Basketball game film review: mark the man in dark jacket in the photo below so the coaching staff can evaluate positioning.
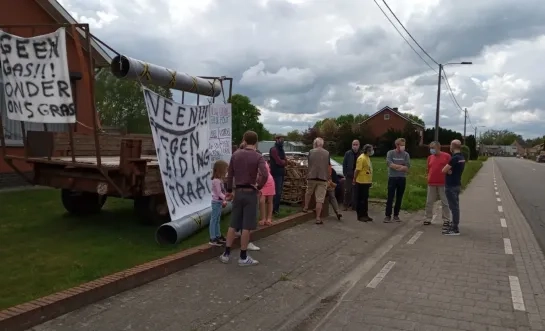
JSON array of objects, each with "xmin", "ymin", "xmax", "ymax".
[
  {"xmin": 342, "ymin": 139, "xmax": 361, "ymax": 210},
  {"xmin": 269, "ymin": 134, "xmax": 287, "ymax": 214}
]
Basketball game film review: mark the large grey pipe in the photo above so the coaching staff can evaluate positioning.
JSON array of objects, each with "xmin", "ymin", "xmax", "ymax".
[
  {"xmin": 110, "ymin": 55, "xmax": 222, "ymax": 97},
  {"xmin": 156, "ymin": 203, "xmax": 233, "ymax": 245}
]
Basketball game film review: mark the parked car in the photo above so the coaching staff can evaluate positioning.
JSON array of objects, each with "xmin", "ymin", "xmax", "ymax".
[
  {"xmin": 537, "ymin": 154, "xmax": 545, "ymax": 163},
  {"xmin": 262, "ymin": 151, "xmax": 346, "ymax": 205}
]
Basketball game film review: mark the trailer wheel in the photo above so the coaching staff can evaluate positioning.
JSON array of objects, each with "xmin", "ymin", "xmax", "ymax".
[
  {"xmin": 134, "ymin": 195, "xmax": 171, "ymax": 225},
  {"xmin": 61, "ymin": 189, "xmax": 107, "ymax": 215}
]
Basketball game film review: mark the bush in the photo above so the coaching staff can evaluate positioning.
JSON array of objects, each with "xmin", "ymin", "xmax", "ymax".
[
  {"xmin": 461, "ymin": 145, "xmax": 470, "ymax": 161},
  {"xmin": 462, "ymin": 160, "xmax": 483, "ymax": 189}
]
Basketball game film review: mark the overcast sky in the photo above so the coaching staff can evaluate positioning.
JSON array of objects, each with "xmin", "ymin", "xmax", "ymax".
[{"xmin": 59, "ymin": 0, "xmax": 545, "ymax": 138}]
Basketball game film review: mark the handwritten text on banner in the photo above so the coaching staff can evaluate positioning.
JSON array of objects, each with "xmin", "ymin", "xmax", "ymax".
[
  {"xmin": 209, "ymin": 103, "xmax": 232, "ymax": 163},
  {"xmin": 0, "ymin": 28, "xmax": 75, "ymax": 123},
  {"xmin": 142, "ymin": 88, "xmax": 211, "ymax": 220}
]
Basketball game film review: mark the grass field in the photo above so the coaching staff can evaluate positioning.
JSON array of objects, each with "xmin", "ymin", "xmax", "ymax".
[
  {"xmin": 332, "ymin": 156, "xmax": 484, "ymax": 211},
  {"xmin": 0, "ymin": 189, "xmax": 295, "ymax": 309}
]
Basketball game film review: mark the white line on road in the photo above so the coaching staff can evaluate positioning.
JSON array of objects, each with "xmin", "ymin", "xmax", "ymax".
[
  {"xmin": 504, "ymin": 238, "xmax": 513, "ymax": 254},
  {"xmin": 497, "ymin": 198, "xmax": 502, "ymax": 202},
  {"xmin": 498, "ymin": 206, "xmax": 504, "ymax": 213},
  {"xmin": 496, "ymin": 192, "xmax": 499, "ymax": 196},
  {"xmin": 366, "ymin": 261, "xmax": 396, "ymax": 288},
  {"xmin": 500, "ymin": 218, "xmax": 507, "ymax": 228},
  {"xmin": 509, "ymin": 276, "xmax": 526, "ymax": 311},
  {"xmin": 407, "ymin": 231, "xmax": 423, "ymax": 245}
]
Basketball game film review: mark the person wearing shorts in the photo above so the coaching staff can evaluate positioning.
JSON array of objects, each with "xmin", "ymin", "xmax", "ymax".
[
  {"xmin": 220, "ymin": 131, "xmax": 268, "ymax": 266},
  {"xmin": 302, "ymin": 137, "xmax": 330, "ymax": 224}
]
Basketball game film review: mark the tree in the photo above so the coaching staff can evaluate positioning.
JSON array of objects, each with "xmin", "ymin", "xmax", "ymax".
[
  {"xmin": 525, "ymin": 135, "xmax": 545, "ymax": 147},
  {"xmin": 229, "ymin": 94, "xmax": 271, "ymax": 143},
  {"xmin": 95, "ymin": 70, "xmax": 173, "ymax": 133},
  {"xmin": 321, "ymin": 118, "xmax": 338, "ymax": 141},
  {"xmin": 423, "ymin": 127, "xmax": 463, "ymax": 145},
  {"xmin": 402, "ymin": 113, "xmax": 425, "ymax": 127},
  {"xmin": 354, "ymin": 114, "xmax": 370, "ymax": 124},
  {"xmin": 480, "ymin": 129, "xmax": 520, "ymax": 145},
  {"xmin": 301, "ymin": 127, "xmax": 320, "ymax": 146},
  {"xmin": 465, "ymin": 135, "xmax": 478, "ymax": 160},
  {"xmin": 286, "ymin": 130, "xmax": 303, "ymax": 141}
]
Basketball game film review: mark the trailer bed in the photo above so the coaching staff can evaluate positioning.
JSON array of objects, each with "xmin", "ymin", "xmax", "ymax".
[{"xmin": 33, "ymin": 155, "xmax": 159, "ymax": 168}]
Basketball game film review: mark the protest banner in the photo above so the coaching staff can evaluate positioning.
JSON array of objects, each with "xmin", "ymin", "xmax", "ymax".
[
  {"xmin": 0, "ymin": 28, "xmax": 75, "ymax": 123},
  {"xmin": 209, "ymin": 103, "xmax": 232, "ymax": 163},
  {"xmin": 142, "ymin": 87, "xmax": 211, "ymax": 220}
]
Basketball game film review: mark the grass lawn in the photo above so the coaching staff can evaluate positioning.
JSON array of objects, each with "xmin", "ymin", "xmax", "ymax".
[
  {"xmin": 332, "ymin": 156, "xmax": 484, "ymax": 210},
  {"xmin": 0, "ymin": 189, "xmax": 296, "ymax": 309}
]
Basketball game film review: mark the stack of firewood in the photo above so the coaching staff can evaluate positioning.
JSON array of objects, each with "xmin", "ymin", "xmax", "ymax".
[{"xmin": 281, "ymin": 156, "xmax": 308, "ymax": 204}]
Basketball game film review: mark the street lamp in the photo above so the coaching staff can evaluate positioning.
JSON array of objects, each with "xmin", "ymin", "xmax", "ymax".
[{"xmin": 434, "ymin": 61, "xmax": 473, "ymax": 142}]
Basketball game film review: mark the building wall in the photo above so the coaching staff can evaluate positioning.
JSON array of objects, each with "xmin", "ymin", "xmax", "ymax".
[
  {"xmin": 0, "ymin": 0, "xmax": 97, "ymax": 185},
  {"xmin": 362, "ymin": 109, "xmax": 424, "ymax": 144}
]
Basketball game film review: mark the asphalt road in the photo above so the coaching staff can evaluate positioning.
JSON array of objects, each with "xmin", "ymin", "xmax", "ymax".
[{"xmin": 495, "ymin": 157, "xmax": 545, "ymax": 253}]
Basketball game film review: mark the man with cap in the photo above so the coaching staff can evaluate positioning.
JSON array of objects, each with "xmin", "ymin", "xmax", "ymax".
[{"xmin": 269, "ymin": 134, "xmax": 287, "ymax": 215}]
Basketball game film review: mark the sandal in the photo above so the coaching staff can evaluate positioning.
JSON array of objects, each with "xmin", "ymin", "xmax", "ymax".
[
  {"xmin": 264, "ymin": 220, "xmax": 273, "ymax": 226},
  {"xmin": 258, "ymin": 220, "xmax": 265, "ymax": 226},
  {"xmin": 302, "ymin": 209, "xmax": 309, "ymax": 213},
  {"xmin": 315, "ymin": 220, "xmax": 324, "ymax": 225}
]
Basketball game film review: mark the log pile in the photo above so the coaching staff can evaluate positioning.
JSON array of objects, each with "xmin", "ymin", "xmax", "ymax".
[{"xmin": 281, "ymin": 155, "xmax": 308, "ymax": 204}]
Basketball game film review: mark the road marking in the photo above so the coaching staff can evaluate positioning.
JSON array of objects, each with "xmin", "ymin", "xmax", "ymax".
[
  {"xmin": 407, "ymin": 231, "xmax": 423, "ymax": 245},
  {"xmin": 500, "ymin": 218, "xmax": 507, "ymax": 228},
  {"xmin": 509, "ymin": 276, "xmax": 526, "ymax": 311},
  {"xmin": 497, "ymin": 198, "xmax": 502, "ymax": 202},
  {"xmin": 367, "ymin": 261, "xmax": 396, "ymax": 288},
  {"xmin": 498, "ymin": 206, "xmax": 504, "ymax": 213},
  {"xmin": 496, "ymin": 192, "xmax": 499, "ymax": 196},
  {"xmin": 494, "ymin": 187, "xmax": 498, "ymax": 191},
  {"xmin": 504, "ymin": 238, "xmax": 513, "ymax": 254}
]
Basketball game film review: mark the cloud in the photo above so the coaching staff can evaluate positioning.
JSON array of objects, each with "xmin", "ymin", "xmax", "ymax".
[{"xmin": 59, "ymin": 0, "xmax": 545, "ymax": 138}]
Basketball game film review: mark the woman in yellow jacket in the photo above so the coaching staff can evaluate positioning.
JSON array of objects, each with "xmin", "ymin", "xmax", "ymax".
[{"xmin": 353, "ymin": 144, "xmax": 374, "ymax": 222}]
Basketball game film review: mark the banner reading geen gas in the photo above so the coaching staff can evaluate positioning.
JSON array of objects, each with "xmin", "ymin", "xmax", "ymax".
[
  {"xmin": 0, "ymin": 28, "xmax": 75, "ymax": 123},
  {"xmin": 142, "ymin": 87, "xmax": 212, "ymax": 220},
  {"xmin": 209, "ymin": 103, "xmax": 232, "ymax": 164}
]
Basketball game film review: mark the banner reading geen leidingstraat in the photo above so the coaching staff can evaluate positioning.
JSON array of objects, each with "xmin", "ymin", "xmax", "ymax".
[
  {"xmin": 209, "ymin": 103, "xmax": 232, "ymax": 164},
  {"xmin": 0, "ymin": 28, "xmax": 75, "ymax": 123},
  {"xmin": 142, "ymin": 87, "xmax": 212, "ymax": 220}
]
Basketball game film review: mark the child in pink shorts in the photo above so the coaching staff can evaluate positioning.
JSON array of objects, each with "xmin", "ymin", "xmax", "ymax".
[{"xmin": 258, "ymin": 161, "xmax": 276, "ymax": 226}]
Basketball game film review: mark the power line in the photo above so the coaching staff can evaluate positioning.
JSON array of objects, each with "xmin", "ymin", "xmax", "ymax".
[
  {"xmin": 381, "ymin": 0, "xmax": 439, "ymax": 66},
  {"xmin": 442, "ymin": 68, "xmax": 476, "ymax": 131},
  {"xmin": 372, "ymin": 0, "xmax": 437, "ymax": 73}
]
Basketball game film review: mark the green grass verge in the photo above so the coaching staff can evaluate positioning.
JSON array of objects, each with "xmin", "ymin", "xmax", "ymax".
[
  {"xmin": 0, "ymin": 189, "xmax": 296, "ymax": 309},
  {"xmin": 332, "ymin": 156, "xmax": 484, "ymax": 211}
]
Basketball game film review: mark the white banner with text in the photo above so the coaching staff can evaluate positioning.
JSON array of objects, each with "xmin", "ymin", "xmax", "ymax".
[
  {"xmin": 142, "ymin": 88, "xmax": 212, "ymax": 220},
  {"xmin": 209, "ymin": 103, "xmax": 232, "ymax": 163},
  {"xmin": 0, "ymin": 28, "xmax": 75, "ymax": 123}
]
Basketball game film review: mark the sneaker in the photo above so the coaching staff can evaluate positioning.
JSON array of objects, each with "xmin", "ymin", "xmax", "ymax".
[
  {"xmin": 247, "ymin": 242, "xmax": 260, "ymax": 251},
  {"xmin": 238, "ymin": 255, "xmax": 259, "ymax": 266},
  {"xmin": 384, "ymin": 216, "xmax": 393, "ymax": 223},
  {"xmin": 217, "ymin": 236, "xmax": 226, "ymax": 244},
  {"xmin": 366, "ymin": 216, "xmax": 374, "ymax": 222},
  {"xmin": 393, "ymin": 216, "xmax": 401, "ymax": 222},
  {"xmin": 443, "ymin": 228, "xmax": 460, "ymax": 236},
  {"xmin": 209, "ymin": 238, "xmax": 223, "ymax": 247},
  {"xmin": 219, "ymin": 253, "xmax": 230, "ymax": 263}
]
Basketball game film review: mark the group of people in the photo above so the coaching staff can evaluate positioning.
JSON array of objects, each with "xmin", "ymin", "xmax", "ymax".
[
  {"xmin": 342, "ymin": 138, "xmax": 465, "ymax": 235},
  {"xmin": 208, "ymin": 130, "xmax": 466, "ymax": 268}
]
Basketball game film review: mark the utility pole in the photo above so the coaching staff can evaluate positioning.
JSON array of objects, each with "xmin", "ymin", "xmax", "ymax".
[
  {"xmin": 463, "ymin": 108, "xmax": 467, "ymax": 145},
  {"xmin": 433, "ymin": 64, "xmax": 443, "ymax": 142}
]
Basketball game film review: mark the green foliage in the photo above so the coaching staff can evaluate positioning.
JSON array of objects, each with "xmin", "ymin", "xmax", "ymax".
[
  {"xmin": 465, "ymin": 135, "xmax": 478, "ymax": 160},
  {"xmin": 229, "ymin": 94, "xmax": 272, "ymax": 143},
  {"xmin": 461, "ymin": 145, "xmax": 470, "ymax": 161},
  {"xmin": 478, "ymin": 155, "xmax": 489, "ymax": 162},
  {"xmin": 423, "ymin": 127, "xmax": 463, "ymax": 145},
  {"xmin": 403, "ymin": 113, "xmax": 425, "ymax": 126},
  {"xmin": 286, "ymin": 130, "xmax": 303, "ymax": 141},
  {"xmin": 479, "ymin": 129, "xmax": 521, "ymax": 145},
  {"xmin": 95, "ymin": 70, "xmax": 173, "ymax": 134}
]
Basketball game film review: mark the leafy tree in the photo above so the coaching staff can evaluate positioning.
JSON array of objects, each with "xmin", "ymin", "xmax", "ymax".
[
  {"xmin": 423, "ymin": 127, "xmax": 463, "ymax": 145},
  {"xmin": 95, "ymin": 70, "xmax": 173, "ymax": 133},
  {"xmin": 286, "ymin": 129, "xmax": 303, "ymax": 142},
  {"xmin": 480, "ymin": 129, "xmax": 521, "ymax": 145},
  {"xmin": 402, "ymin": 113, "xmax": 425, "ymax": 127},
  {"xmin": 301, "ymin": 126, "xmax": 320, "ymax": 147},
  {"xmin": 354, "ymin": 114, "xmax": 370, "ymax": 124},
  {"xmin": 525, "ymin": 135, "xmax": 545, "ymax": 147},
  {"xmin": 465, "ymin": 135, "xmax": 478, "ymax": 160},
  {"xmin": 321, "ymin": 118, "xmax": 338, "ymax": 141},
  {"xmin": 461, "ymin": 145, "xmax": 470, "ymax": 161},
  {"xmin": 229, "ymin": 94, "xmax": 271, "ymax": 143}
]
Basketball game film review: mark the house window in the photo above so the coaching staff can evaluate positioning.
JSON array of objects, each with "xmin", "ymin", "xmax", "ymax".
[
  {"xmin": 384, "ymin": 114, "xmax": 390, "ymax": 120},
  {"xmin": 0, "ymin": 72, "xmax": 69, "ymax": 146}
]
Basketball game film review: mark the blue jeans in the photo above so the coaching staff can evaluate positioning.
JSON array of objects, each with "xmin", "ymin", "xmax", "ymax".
[
  {"xmin": 272, "ymin": 175, "xmax": 284, "ymax": 213},
  {"xmin": 445, "ymin": 186, "xmax": 461, "ymax": 230},
  {"xmin": 209, "ymin": 201, "xmax": 222, "ymax": 240},
  {"xmin": 385, "ymin": 177, "xmax": 406, "ymax": 217}
]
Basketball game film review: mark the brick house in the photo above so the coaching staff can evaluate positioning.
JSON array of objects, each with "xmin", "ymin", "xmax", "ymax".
[
  {"xmin": 0, "ymin": 0, "xmax": 110, "ymax": 187},
  {"xmin": 359, "ymin": 106, "xmax": 424, "ymax": 145}
]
